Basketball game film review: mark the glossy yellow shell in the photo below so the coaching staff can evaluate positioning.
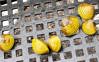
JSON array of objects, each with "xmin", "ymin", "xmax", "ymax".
[
  {"xmin": 78, "ymin": 3, "xmax": 95, "ymax": 20},
  {"xmin": 82, "ymin": 20, "xmax": 96, "ymax": 35},
  {"xmin": 0, "ymin": 34, "xmax": 14, "ymax": 52},
  {"xmin": 61, "ymin": 16, "xmax": 80, "ymax": 36},
  {"xmin": 32, "ymin": 38, "xmax": 49, "ymax": 54},
  {"xmin": 48, "ymin": 36, "xmax": 61, "ymax": 52}
]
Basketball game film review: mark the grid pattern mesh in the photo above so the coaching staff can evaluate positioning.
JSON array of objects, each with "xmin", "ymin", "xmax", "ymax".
[{"xmin": 0, "ymin": 0, "xmax": 99, "ymax": 62}]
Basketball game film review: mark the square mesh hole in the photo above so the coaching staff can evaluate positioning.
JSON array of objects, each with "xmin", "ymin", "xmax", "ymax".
[
  {"xmin": 66, "ymin": 0, "xmax": 75, "ymax": 4},
  {"xmin": 76, "ymin": 49, "xmax": 84, "ymax": 57},
  {"xmin": 96, "ymin": 24, "xmax": 99, "ymax": 31},
  {"xmin": 1, "ymin": 4, "xmax": 7, "ymax": 7},
  {"xmin": 14, "ymin": 28, "xmax": 20, "ymax": 35},
  {"xmin": 77, "ymin": 0, "xmax": 85, "ymax": 2},
  {"xmin": 46, "ymin": 11, "xmax": 54, "ymax": 19},
  {"xmin": 0, "ymin": 0, "xmax": 7, "ymax": 6},
  {"xmin": 36, "ymin": 23, "xmax": 44, "ymax": 30},
  {"xmin": 64, "ymin": 51, "xmax": 72, "ymax": 59},
  {"xmin": 1, "ymin": 10, "xmax": 8, "ymax": 16},
  {"xmin": 47, "ymin": 21, "xmax": 55, "ymax": 29},
  {"xmin": 29, "ymin": 58, "xmax": 36, "ymax": 62},
  {"xmin": 77, "ymin": 60, "xmax": 85, "ymax": 62},
  {"xmin": 57, "ymin": 9, "xmax": 64, "ymax": 16},
  {"xmin": 34, "ymin": 13, "xmax": 42, "ymax": 20},
  {"xmin": 28, "ymin": 47, "xmax": 34, "ymax": 54},
  {"xmin": 25, "ymin": 15, "xmax": 31, "ymax": 22},
  {"xmin": 62, "ymin": 40, "xmax": 71, "ymax": 48},
  {"xmin": 40, "ymin": 55, "xmax": 48, "ymax": 62},
  {"xmin": 26, "ymin": 25, "xmax": 33, "ymax": 32},
  {"xmin": 44, "ymin": 2, "xmax": 52, "ymax": 8},
  {"xmin": 56, "ymin": 0, "xmax": 63, "ymax": 6},
  {"xmin": 73, "ymin": 38, "xmax": 82, "ymax": 45},
  {"xmin": 37, "ymin": 34, "xmax": 45, "ymax": 40},
  {"xmin": 87, "ymin": 47, "xmax": 96, "ymax": 55},
  {"xmin": 13, "ymin": 18, "xmax": 19, "ymax": 25},
  {"xmin": 68, "ymin": 7, "xmax": 76, "ymax": 14},
  {"xmin": 58, "ymin": 20, "xmax": 62, "ymax": 26},
  {"xmin": 27, "ymin": 36, "xmax": 33, "ymax": 43},
  {"xmin": 14, "ymin": 38, "xmax": 21, "ymax": 46},
  {"xmin": 23, "ymin": 0, "xmax": 28, "ymax": 3},
  {"xmin": 16, "ymin": 49, "xmax": 23, "ymax": 57},
  {"xmin": 85, "ymin": 36, "xmax": 93, "ymax": 43},
  {"xmin": 34, "ymin": 4, "xmax": 41, "ymax": 9},
  {"xmin": 4, "ymin": 51, "xmax": 12, "ymax": 59},
  {"xmin": 11, "ymin": 0, "xmax": 17, "ymax": 4},
  {"xmin": 52, "ymin": 53, "xmax": 60, "ymax": 61},
  {"xmin": 24, "ymin": 5, "xmax": 30, "ymax": 12},
  {"xmin": 90, "ymin": 58, "xmax": 98, "ymax": 62},
  {"xmin": 2, "ymin": 20, "xmax": 9, "ymax": 27},
  {"xmin": 2, "ymin": 30, "xmax": 10, "ymax": 34},
  {"xmin": 16, "ymin": 60, "xmax": 23, "ymax": 62},
  {"xmin": 49, "ymin": 31, "xmax": 57, "ymax": 37},
  {"xmin": 12, "ymin": 8, "xmax": 18, "ymax": 15},
  {"xmin": 92, "ymin": 4, "xmax": 98, "ymax": 9}
]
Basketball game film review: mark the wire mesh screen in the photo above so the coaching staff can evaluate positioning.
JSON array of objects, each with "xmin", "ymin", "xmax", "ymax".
[{"xmin": 0, "ymin": 0, "xmax": 99, "ymax": 62}]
